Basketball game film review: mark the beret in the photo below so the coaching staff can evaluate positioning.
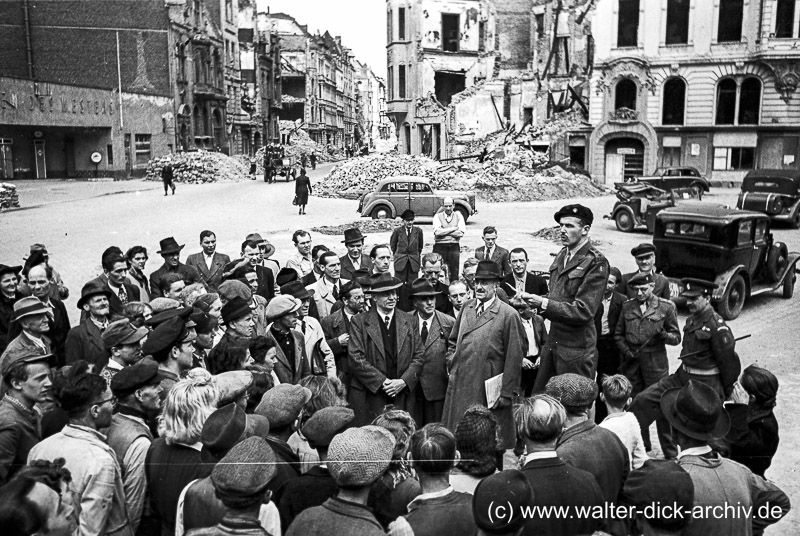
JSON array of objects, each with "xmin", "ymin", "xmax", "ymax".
[
  {"xmin": 215, "ymin": 371, "xmax": 254, "ymax": 406},
  {"xmin": 545, "ymin": 373, "xmax": 598, "ymax": 410},
  {"xmin": 141, "ymin": 317, "xmax": 192, "ymax": 358},
  {"xmin": 680, "ymin": 277, "xmax": 717, "ymax": 298},
  {"xmin": 255, "ymin": 384, "xmax": 312, "ymax": 428},
  {"xmin": 211, "ymin": 436, "xmax": 276, "ymax": 497},
  {"xmin": 631, "ymin": 243, "xmax": 656, "ymax": 257},
  {"xmin": 110, "ymin": 359, "xmax": 161, "ymax": 398},
  {"xmin": 554, "ymin": 204, "xmax": 594, "ymax": 225},
  {"xmin": 221, "ymin": 296, "xmax": 252, "ymax": 324},
  {"xmin": 473, "ymin": 470, "xmax": 533, "ymax": 534},
  {"xmin": 302, "ymin": 406, "xmax": 355, "ymax": 448},
  {"xmin": 265, "ymin": 295, "xmax": 301, "ymax": 322},
  {"xmin": 327, "ymin": 426, "xmax": 396, "ymax": 486},
  {"xmin": 102, "ymin": 319, "xmax": 148, "ymax": 350},
  {"xmin": 627, "ymin": 272, "xmax": 654, "ymax": 287},
  {"xmin": 201, "ymin": 403, "xmax": 248, "ymax": 464}
]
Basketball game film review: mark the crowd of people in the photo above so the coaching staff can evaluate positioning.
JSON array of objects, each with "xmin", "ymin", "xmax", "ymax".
[{"xmin": 0, "ymin": 202, "xmax": 791, "ymax": 536}]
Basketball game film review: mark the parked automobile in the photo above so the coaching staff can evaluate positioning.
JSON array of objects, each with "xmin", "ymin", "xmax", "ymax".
[
  {"xmin": 653, "ymin": 204, "xmax": 798, "ymax": 320},
  {"xmin": 607, "ymin": 182, "xmax": 699, "ymax": 233},
  {"xmin": 637, "ymin": 166, "xmax": 710, "ymax": 199},
  {"xmin": 358, "ymin": 176, "xmax": 477, "ymax": 221},
  {"xmin": 736, "ymin": 169, "xmax": 800, "ymax": 228}
]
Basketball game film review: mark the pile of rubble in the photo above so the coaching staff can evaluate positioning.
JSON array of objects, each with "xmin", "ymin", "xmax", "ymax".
[
  {"xmin": 312, "ymin": 219, "xmax": 402, "ymax": 236},
  {"xmin": 144, "ymin": 151, "xmax": 250, "ymax": 183},
  {"xmin": 316, "ymin": 154, "xmax": 443, "ymax": 199},
  {"xmin": 0, "ymin": 183, "xmax": 20, "ymax": 210},
  {"xmin": 531, "ymin": 226, "xmax": 561, "ymax": 243}
]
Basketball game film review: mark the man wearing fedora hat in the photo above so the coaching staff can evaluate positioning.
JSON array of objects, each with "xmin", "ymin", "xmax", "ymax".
[
  {"xmin": 340, "ymin": 228, "xmax": 372, "ymax": 281},
  {"xmin": 0, "ymin": 297, "xmax": 54, "ymax": 371},
  {"xmin": 149, "ymin": 236, "xmax": 202, "ymax": 299},
  {"xmin": 347, "ymin": 273, "xmax": 424, "ymax": 425},
  {"xmin": 524, "ymin": 204, "xmax": 609, "ymax": 393},
  {"xmin": 265, "ymin": 295, "xmax": 312, "ymax": 385},
  {"xmin": 186, "ymin": 230, "xmax": 231, "ymax": 293},
  {"xmin": 662, "ymin": 380, "xmax": 790, "ymax": 535},
  {"xmin": 442, "ymin": 260, "xmax": 527, "ymax": 450},
  {"xmin": 0, "ymin": 264, "xmax": 23, "ymax": 354},
  {"xmin": 65, "ymin": 280, "xmax": 117, "ymax": 370},
  {"xmin": 409, "ymin": 278, "xmax": 455, "ymax": 425},
  {"xmin": 390, "ymin": 210, "xmax": 424, "ymax": 285}
]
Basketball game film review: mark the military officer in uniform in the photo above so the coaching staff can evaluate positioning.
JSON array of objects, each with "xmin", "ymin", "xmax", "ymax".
[
  {"xmin": 614, "ymin": 272, "xmax": 681, "ymax": 456},
  {"xmin": 619, "ymin": 243, "xmax": 671, "ymax": 300},
  {"xmin": 629, "ymin": 277, "xmax": 740, "ymax": 457},
  {"xmin": 522, "ymin": 204, "xmax": 609, "ymax": 392}
]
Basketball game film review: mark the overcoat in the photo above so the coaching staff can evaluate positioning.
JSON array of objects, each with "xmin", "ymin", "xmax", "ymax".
[
  {"xmin": 390, "ymin": 226, "xmax": 424, "ymax": 273},
  {"xmin": 265, "ymin": 325, "xmax": 312, "ymax": 385},
  {"xmin": 441, "ymin": 297, "xmax": 527, "ymax": 449},
  {"xmin": 347, "ymin": 308, "xmax": 424, "ymax": 425},
  {"xmin": 65, "ymin": 318, "xmax": 112, "ymax": 370}
]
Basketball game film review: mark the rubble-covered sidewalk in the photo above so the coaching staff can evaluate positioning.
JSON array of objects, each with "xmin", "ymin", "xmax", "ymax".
[
  {"xmin": 144, "ymin": 151, "xmax": 251, "ymax": 184},
  {"xmin": 1, "ymin": 183, "xmax": 21, "ymax": 210}
]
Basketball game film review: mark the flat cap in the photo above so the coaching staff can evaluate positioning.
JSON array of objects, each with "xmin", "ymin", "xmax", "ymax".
[
  {"xmin": 221, "ymin": 296, "xmax": 252, "ymax": 324},
  {"xmin": 148, "ymin": 297, "xmax": 182, "ymax": 314},
  {"xmin": 472, "ymin": 470, "xmax": 533, "ymax": 534},
  {"xmin": 627, "ymin": 272, "xmax": 654, "ymax": 287},
  {"xmin": 554, "ymin": 204, "xmax": 594, "ymax": 225},
  {"xmin": 621, "ymin": 460, "xmax": 694, "ymax": 531},
  {"xmin": 215, "ymin": 370, "xmax": 254, "ymax": 406},
  {"xmin": 265, "ymin": 295, "xmax": 301, "ymax": 322},
  {"xmin": 110, "ymin": 359, "xmax": 161, "ymax": 398},
  {"xmin": 141, "ymin": 317, "xmax": 193, "ymax": 358},
  {"xmin": 545, "ymin": 373, "xmax": 598, "ymax": 410},
  {"xmin": 0, "ymin": 346, "xmax": 52, "ymax": 379},
  {"xmin": 211, "ymin": 436, "xmax": 277, "ymax": 497},
  {"xmin": 680, "ymin": 277, "xmax": 717, "ymax": 298},
  {"xmin": 218, "ymin": 280, "xmax": 252, "ymax": 303},
  {"xmin": 102, "ymin": 319, "xmax": 148, "ymax": 350},
  {"xmin": 631, "ymin": 243, "xmax": 656, "ymax": 257},
  {"xmin": 12, "ymin": 296, "xmax": 51, "ymax": 322},
  {"xmin": 145, "ymin": 305, "xmax": 193, "ymax": 328},
  {"xmin": 302, "ymin": 406, "xmax": 355, "ymax": 448},
  {"xmin": 255, "ymin": 383, "xmax": 312, "ymax": 428},
  {"xmin": 328, "ymin": 426, "xmax": 396, "ymax": 486},
  {"xmin": 201, "ymin": 403, "xmax": 248, "ymax": 464}
]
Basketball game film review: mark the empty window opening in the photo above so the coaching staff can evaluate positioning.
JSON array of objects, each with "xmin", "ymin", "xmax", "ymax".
[
  {"xmin": 442, "ymin": 14, "xmax": 460, "ymax": 52},
  {"xmin": 615, "ymin": 78, "xmax": 637, "ymax": 110},
  {"xmin": 776, "ymin": 0, "xmax": 795, "ymax": 38},
  {"xmin": 535, "ymin": 13, "xmax": 545, "ymax": 40},
  {"xmin": 434, "ymin": 72, "xmax": 466, "ymax": 106},
  {"xmin": 398, "ymin": 65, "xmax": 407, "ymax": 99},
  {"xmin": 665, "ymin": 0, "xmax": 690, "ymax": 45},
  {"xmin": 662, "ymin": 78, "xmax": 686, "ymax": 125},
  {"xmin": 715, "ymin": 79, "xmax": 737, "ymax": 124},
  {"xmin": 718, "ymin": 0, "xmax": 744, "ymax": 42},
  {"xmin": 399, "ymin": 7, "xmax": 406, "ymax": 40},
  {"xmin": 738, "ymin": 77, "xmax": 761, "ymax": 125},
  {"xmin": 617, "ymin": 0, "xmax": 640, "ymax": 47}
]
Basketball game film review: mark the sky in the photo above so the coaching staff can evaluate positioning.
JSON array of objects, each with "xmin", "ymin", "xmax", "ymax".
[{"xmin": 257, "ymin": 0, "xmax": 387, "ymax": 78}]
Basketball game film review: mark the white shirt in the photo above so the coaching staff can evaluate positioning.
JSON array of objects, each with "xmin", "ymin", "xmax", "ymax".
[
  {"xmin": 476, "ymin": 296, "xmax": 495, "ymax": 315},
  {"xmin": 204, "ymin": 253, "xmax": 214, "ymax": 270},
  {"xmin": 349, "ymin": 254, "xmax": 361, "ymax": 270},
  {"xmin": 677, "ymin": 445, "xmax": 713, "ymax": 459},
  {"xmin": 601, "ymin": 294, "xmax": 612, "ymax": 336},
  {"xmin": 417, "ymin": 313, "xmax": 434, "ymax": 336},
  {"xmin": 378, "ymin": 309, "xmax": 395, "ymax": 326},
  {"xmin": 433, "ymin": 210, "xmax": 466, "ymax": 243},
  {"xmin": 521, "ymin": 317, "xmax": 539, "ymax": 357}
]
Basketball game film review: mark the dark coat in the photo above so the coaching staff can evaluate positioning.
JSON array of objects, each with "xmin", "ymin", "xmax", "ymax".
[
  {"xmin": 680, "ymin": 304, "xmax": 740, "ymax": 397},
  {"xmin": 64, "ymin": 318, "xmax": 111, "ymax": 370},
  {"xmin": 347, "ymin": 308, "xmax": 424, "ymax": 425},
  {"xmin": 285, "ymin": 497, "xmax": 385, "ymax": 536},
  {"xmin": 295, "ymin": 175, "xmax": 312, "ymax": 205},
  {"xmin": 0, "ymin": 396, "xmax": 41, "ymax": 484},
  {"xmin": 278, "ymin": 465, "xmax": 338, "ymax": 531},
  {"xmin": 556, "ymin": 420, "xmax": 630, "ymax": 504},
  {"xmin": 475, "ymin": 244, "xmax": 511, "ymax": 278},
  {"xmin": 390, "ymin": 226, "xmax": 424, "ymax": 273},
  {"xmin": 185, "ymin": 252, "xmax": 231, "ymax": 292},
  {"xmin": 595, "ymin": 291, "xmax": 627, "ymax": 338},
  {"xmin": 521, "ymin": 456, "xmax": 605, "ymax": 536},
  {"xmin": 266, "ymin": 327, "xmax": 311, "ymax": 385},
  {"xmin": 442, "ymin": 297, "xmax": 528, "ymax": 449},
  {"xmin": 339, "ymin": 254, "xmax": 372, "ymax": 281},
  {"xmin": 0, "ymin": 292, "xmax": 22, "ymax": 354},
  {"xmin": 265, "ymin": 435, "xmax": 302, "ymax": 504},
  {"xmin": 502, "ymin": 271, "xmax": 549, "ymax": 299},
  {"xmin": 415, "ymin": 310, "xmax": 455, "ymax": 402},
  {"xmin": 398, "ymin": 279, "xmax": 452, "ymax": 315},
  {"xmin": 320, "ymin": 309, "xmax": 351, "ymax": 375},
  {"xmin": 254, "ymin": 265, "xmax": 276, "ymax": 302},
  {"xmin": 725, "ymin": 404, "xmax": 780, "ymax": 478},
  {"xmin": 400, "ymin": 489, "xmax": 477, "ymax": 536},
  {"xmin": 148, "ymin": 262, "xmax": 202, "ymax": 298},
  {"xmin": 88, "ymin": 276, "xmax": 141, "ymax": 318}
]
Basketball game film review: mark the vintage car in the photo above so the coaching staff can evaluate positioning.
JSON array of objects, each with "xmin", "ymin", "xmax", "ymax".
[
  {"xmin": 637, "ymin": 166, "xmax": 711, "ymax": 199},
  {"xmin": 736, "ymin": 169, "xmax": 800, "ymax": 228},
  {"xmin": 653, "ymin": 204, "xmax": 798, "ymax": 320},
  {"xmin": 607, "ymin": 182, "xmax": 699, "ymax": 233},
  {"xmin": 358, "ymin": 176, "xmax": 477, "ymax": 221}
]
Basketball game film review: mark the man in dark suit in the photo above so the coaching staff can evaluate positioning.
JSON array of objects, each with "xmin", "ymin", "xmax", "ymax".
[
  {"xmin": 409, "ymin": 278, "xmax": 454, "ymax": 425},
  {"xmin": 185, "ymin": 230, "xmax": 231, "ymax": 292},
  {"xmin": 347, "ymin": 273, "xmax": 424, "ymax": 425},
  {"xmin": 222, "ymin": 240, "xmax": 275, "ymax": 302},
  {"xmin": 474, "ymin": 226, "xmax": 511, "ymax": 278},
  {"xmin": 390, "ymin": 210, "xmax": 423, "ymax": 285},
  {"xmin": 99, "ymin": 252, "xmax": 141, "ymax": 317},
  {"xmin": 594, "ymin": 266, "xmax": 627, "ymax": 423},
  {"xmin": 502, "ymin": 247, "xmax": 549, "ymax": 299},
  {"xmin": 321, "ymin": 281, "xmax": 366, "ymax": 387},
  {"xmin": 339, "ymin": 229, "xmax": 372, "ymax": 281},
  {"xmin": 618, "ymin": 243, "xmax": 671, "ymax": 300},
  {"xmin": 148, "ymin": 237, "xmax": 202, "ymax": 298}
]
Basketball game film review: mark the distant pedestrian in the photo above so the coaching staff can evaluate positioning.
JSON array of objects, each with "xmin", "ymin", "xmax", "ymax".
[
  {"xmin": 161, "ymin": 162, "xmax": 176, "ymax": 196},
  {"xmin": 309, "ymin": 152, "xmax": 317, "ymax": 170},
  {"xmin": 295, "ymin": 168, "xmax": 312, "ymax": 215},
  {"xmin": 300, "ymin": 153, "xmax": 308, "ymax": 168}
]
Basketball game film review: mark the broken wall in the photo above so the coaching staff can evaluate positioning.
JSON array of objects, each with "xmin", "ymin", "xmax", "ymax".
[
  {"xmin": 420, "ymin": 0, "xmax": 494, "ymax": 53},
  {"xmin": 495, "ymin": 0, "xmax": 534, "ymax": 71}
]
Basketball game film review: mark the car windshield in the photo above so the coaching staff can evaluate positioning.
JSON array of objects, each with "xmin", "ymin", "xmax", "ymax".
[
  {"xmin": 742, "ymin": 176, "xmax": 798, "ymax": 194},
  {"xmin": 664, "ymin": 221, "xmax": 710, "ymax": 240}
]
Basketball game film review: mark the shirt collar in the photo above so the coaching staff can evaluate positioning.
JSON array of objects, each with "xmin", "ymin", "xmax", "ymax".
[
  {"xmin": 106, "ymin": 360, "xmax": 125, "ymax": 371},
  {"xmin": 408, "ymin": 486, "xmax": 453, "ymax": 509},
  {"xmin": 477, "ymin": 296, "xmax": 496, "ymax": 310},
  {"xmin": 521, "ymin": 450, "xmax": 558, "ymax": 464},
  {"xmin": 567, "ymin": 238, "xmax": 589, "ymax": 257},
  {"xmin": 678, "ymin": 445, "xmax": 712, "ymax": 459},
  {"xmin": 378, "ymin": 309, "xmax": 395, "ymax": 323}
]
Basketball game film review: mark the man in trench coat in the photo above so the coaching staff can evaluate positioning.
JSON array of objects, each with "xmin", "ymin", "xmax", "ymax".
[{"xmin": 442, "ymin": 260, "xmax": 527, "ymax": 449}]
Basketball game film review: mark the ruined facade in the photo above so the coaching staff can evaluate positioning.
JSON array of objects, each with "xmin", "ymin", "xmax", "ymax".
[{"xmin": 588, "ymin": 0, "xmax": 800, "ymax": 183}]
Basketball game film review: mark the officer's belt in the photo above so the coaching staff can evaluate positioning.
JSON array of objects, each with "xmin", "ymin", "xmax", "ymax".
[{"xmin": 682, "ymin": 364, "xmax": 720, "ymax": 376}]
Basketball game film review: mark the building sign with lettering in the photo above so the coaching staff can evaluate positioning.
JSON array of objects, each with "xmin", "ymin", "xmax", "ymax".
[{"xmin": 0, "ymin": 77, "xmax": 116, "ymax": 128}]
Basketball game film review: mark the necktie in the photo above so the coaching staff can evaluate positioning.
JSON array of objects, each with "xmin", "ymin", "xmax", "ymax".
[
  {"xmin": 301, "ymin": 320, "xmax": 307, "ymax": 333},
  {"xmin": 564, "ymin": 251, "xmax": 571, "ymax": 268},
  {"xmin": 485, "ymin": 248, "xmax": 490, "ymax": 260},
  {"xmin": 384, "ymin": 315, "xmax": 391, "ymax": 327},
  {"xmin": 332, "ymin": 283, "xmax": 339, "ymax": 300},
  {"xmin": 118, "ymin": 285, "xmax": 128, "ymax": 306},
  {"xmin": 477, "ymin": 303, "xmax": 484, "ymax": 316},
  {"xmin": 421, "ymin": 320, "xmax": 428, "ymax": 343}
]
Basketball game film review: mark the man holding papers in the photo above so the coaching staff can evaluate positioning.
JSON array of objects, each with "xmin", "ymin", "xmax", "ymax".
[{"xmin": 442, "ymin": 260, "xmax": 527, "ymax": 449}]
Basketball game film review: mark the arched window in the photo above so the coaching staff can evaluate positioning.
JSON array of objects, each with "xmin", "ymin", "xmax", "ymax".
[
  {"xmin": 715, "ymin": 79, "xmax": 737, "ymax": 125},
  {"xmin": 662, "ymin": 78, "xmax": 686, "ymax": 125},
  {"xmin": 738, "ymin": 77, "xmax": 761, "ymax": 125},
  {"xmin": 615, "ymin": 78, "xmax": 637, "ymax": 110}
]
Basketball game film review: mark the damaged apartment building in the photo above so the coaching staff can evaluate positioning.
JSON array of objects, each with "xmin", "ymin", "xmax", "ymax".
[{"xmin": 386, "ymin": 0, "xmax": 595, "ymax": 159}]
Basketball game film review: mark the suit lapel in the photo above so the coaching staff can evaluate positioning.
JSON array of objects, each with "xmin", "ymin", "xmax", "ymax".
[
  {"xmin": 365, "ymin": 310, "xmax": 386, "ymax": 359},
  {"xmin": 461, "ymin": 300, "xmax": 497, "ymax": 335},
  {"xmin": 292, "ymin": 332, "xmax": 304, "ymax": 376},
  {"xmin": 424, "ymin": 313, "xmax": 440, "ymax": 350},
  {"xmin": 395, "ymin": 312, "xmax": 409, "ymax": 356},
  {"xmin": 268, "ymin": 329, "xmax": 292, "ymax": 371}
]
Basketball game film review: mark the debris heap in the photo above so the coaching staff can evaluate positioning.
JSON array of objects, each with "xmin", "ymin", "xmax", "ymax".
[
  {"xmin": 312, "ymin": 219, "xmax": 403, "ymax": 236},
  {"xmin": 144, "ymin": 151, "xmax": 250, "ymax": 183},
  {"xmin": 316, "ymin": 154, "xmax": 442, "ymax": 199},
  {"xmin": 0, "ymin": 183, "xmax": 20, "ymax": 210}
]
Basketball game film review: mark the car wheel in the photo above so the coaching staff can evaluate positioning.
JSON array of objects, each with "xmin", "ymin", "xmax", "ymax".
[
  {"xmin": 718, "ymin": 274, "xmax": 746, "ymax": 320},
  {"xmin": 614, "ymin": 210, "xmax": 634, "ymax": 232},
  {"xmin": 792, "ymin": 210, "xmax": 800, "ymax": 229},
  {"xmin": 691, "ymin": 183, "xmax": 703, "ymax": 200},
  {"xmin": 371, "ymin": 206, "xmax": 391, "ymax": 219},
  {"xmin": 766, "ymin": 242, "xmax": 788, "ymax": 283},
  {"xmin": 783, "ymin": 272, "xmax": 796, "ymax": 299},
  {"xmin": 456, "ymin": 206, "xmax": 469, "ymax": 223}
]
